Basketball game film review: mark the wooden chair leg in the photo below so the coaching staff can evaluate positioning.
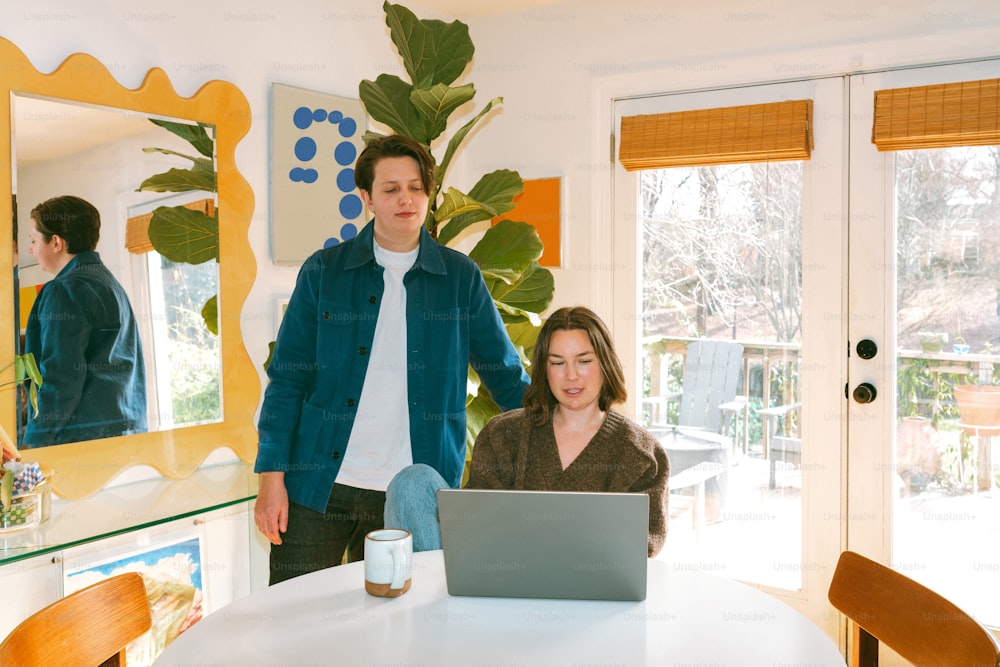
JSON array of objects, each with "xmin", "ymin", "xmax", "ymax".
[{"xmin": 850, "ymin": 623, "xmax": 878, "ymax": 667}]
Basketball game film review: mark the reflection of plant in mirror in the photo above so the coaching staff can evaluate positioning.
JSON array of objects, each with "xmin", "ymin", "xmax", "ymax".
[
  {"xmin": 137, "ymin": 119, "xmax": 220, "ymax": 333},
  {"xmin": 1, "ymin": 353, "xmax": 41, "ymax": 417},
  {"xmin": 359, "ymin": 2, "xmax": 555, "ymax": 448}
]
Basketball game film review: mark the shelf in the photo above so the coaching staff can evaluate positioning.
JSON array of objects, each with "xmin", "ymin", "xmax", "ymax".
[{"xmin": 0, "ymin": 461, "xmax": 258, "ymax": 567}]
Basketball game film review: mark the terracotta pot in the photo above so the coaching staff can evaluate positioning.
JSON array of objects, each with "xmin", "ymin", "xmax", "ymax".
[{"xmin": 954, "ymin": 385, "xmax": 1000, "ymax": 437}]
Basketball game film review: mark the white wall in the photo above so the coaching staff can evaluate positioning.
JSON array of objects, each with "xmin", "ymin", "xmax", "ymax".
[{"xmin": 3, "ymin": 0, "xmax": 1000, "ymax": 424}]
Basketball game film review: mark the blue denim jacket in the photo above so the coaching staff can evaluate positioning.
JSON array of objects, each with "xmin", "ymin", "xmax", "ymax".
[
  {"xmin": 255, "ymin": 222, "xmax": 530, "ymax": 512},
  {"xmin": 23, "ymin": 251, "xmax": 147, "ymax": 446}
]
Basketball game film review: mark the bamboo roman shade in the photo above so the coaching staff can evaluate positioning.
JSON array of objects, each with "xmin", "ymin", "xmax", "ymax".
[
  {"xmin": 872, "ymin": 78, "xmax": 1000, "ymax": 151},
  {"xmin": 125, "ymin": 198, "xmax": 215, "ymax": 254},
  {"xmin": 618, "ymin": 99, "xmax": 813, "ymax": 171}
]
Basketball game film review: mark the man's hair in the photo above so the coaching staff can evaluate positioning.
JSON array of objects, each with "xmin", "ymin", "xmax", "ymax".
[
  {"xmin": 30, "ymin": 195, "xmax": 101, "ymax": 254},
  {"xmin": 354, "ymin": 134, "xmax": 435, "ymax": 195}
]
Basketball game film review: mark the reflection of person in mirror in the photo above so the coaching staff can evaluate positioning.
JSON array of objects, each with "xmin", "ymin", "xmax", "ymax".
[
  {"xmin": 22, "ymin": 195, "xmax": 147, "ymax": 447},
  {"xmin": 385, "ymin": 306, "xmax": 670, "ymax": 557},
  {"xmin": 254, "ymin": 135, "xmax": 530, "ymax": 585}
]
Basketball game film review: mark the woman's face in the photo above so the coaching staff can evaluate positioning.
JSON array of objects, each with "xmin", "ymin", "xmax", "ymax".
[
  {"xmin": 361, "ymin": 155, "xmax": 429, "ymax": 252},
  {"xmin": 545, "ymin": 329, "xmax": 604, "ymax": 414},
  {"xmin": 28, "ymin": 219, "xmax": 63, "ymax": 275}
]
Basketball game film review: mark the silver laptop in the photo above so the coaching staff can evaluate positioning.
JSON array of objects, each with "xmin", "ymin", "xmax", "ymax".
[{"xmin": 437, "ymin": 488, "xmax": 649, "ymax": 601}]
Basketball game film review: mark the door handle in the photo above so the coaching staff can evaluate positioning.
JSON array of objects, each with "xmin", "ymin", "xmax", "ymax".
[{"xmin": 852, "ymin": 382, "xmax": 877, "ymax": 404}]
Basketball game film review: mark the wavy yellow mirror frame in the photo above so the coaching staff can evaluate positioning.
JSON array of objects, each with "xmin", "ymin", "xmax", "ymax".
[{"xmin": 0, "ymin": 37, "xmax": 259, "ymax": 499}]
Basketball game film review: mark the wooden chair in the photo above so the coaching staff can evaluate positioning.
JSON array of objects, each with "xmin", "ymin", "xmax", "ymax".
[
  {"xmin": 828, "ymin": 550, "xmax": 1000, "ymax": 667},
  {"xmin": 645, "ymin": 339, "xmax": 747, "ymax": 445},
  {"xmin": 0, "ymin": 572, "xmax": 152, "ymax": 667}
]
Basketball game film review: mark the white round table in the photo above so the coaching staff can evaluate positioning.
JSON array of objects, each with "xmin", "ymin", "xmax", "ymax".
[{"xmin": 154, "ymin": 550, "xmax": 846, "ymax": 666}]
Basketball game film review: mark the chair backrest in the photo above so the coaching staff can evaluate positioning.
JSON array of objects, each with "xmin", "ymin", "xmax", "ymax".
[
  {"xmin": 828, "ymin": 550, "xmax": 1000, "ymax": 667},
  {"xmin": 677, "ymin": 339, "xmax": 744, "ymax": 432},
  {"xmin": 0, "ymin": 572, "xmax": 152, "ymax": 667}
]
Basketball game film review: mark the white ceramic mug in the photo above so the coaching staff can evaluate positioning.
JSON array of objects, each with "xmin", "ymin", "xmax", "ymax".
[{"xmin": 364, "ymin": 528, "xmax": 412, "ymax": 598}]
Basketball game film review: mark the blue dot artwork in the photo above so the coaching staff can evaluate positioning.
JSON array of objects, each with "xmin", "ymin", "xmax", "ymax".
[
  {"xmin": 336, "ymin": 168, "xmax": 355, "ymax": 193},
  {"xmin": 289, "ymin": 167, "xmax": 318, "ymax": 184},
  {"xmin": 340, "ymin": 194, "xmax": 363, "ymax": 220},
  {"xmin": 287, "ymin": 103, "xmax": 365, "ymax": 251},
  {"xmin": 292, "ymin": 106, "xmax": 314, "ymax": 130},
  {"xmin": 334, "ymin": 141, "xmax": 356, "ymax": 166},
  {"xmin": 339, "ymin": 117, "xmax": 358, "ymax": 138},
  {"xmin": 294, "ymin": 137, "xmax": 317, "ymax": 161},
  {"xmin": 323, "ymin": 222, "xmax": 359, "ymax": 249}
]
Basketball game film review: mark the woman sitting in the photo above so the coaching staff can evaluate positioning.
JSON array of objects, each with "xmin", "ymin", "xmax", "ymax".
[{"xmin": 386, "ymin": 306, "xmax": 669, "ymax": 557}]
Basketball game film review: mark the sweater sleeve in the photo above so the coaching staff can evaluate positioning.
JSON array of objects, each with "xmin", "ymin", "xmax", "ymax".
[{"xmin": 636, "ymin": 440, "xmax": 670, "ymax": 557}]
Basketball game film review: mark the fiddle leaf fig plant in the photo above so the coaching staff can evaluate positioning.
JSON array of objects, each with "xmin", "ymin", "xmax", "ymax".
[
  {"xmin": 360, "ymin": 2, "xmax": 555, "ymax": 446},
  {"xmin": 1, "ymin": 353, "xmax": 41, "ymax": 417},
  {"xmin": 136, "ymin": 119, "xmax": 219, "ymax": 333}
]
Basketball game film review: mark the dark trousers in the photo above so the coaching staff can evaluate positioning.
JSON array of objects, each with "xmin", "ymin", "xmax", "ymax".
[{"xmin": 269, "ymin": 483, "xmax": 386, "ymax": 585}]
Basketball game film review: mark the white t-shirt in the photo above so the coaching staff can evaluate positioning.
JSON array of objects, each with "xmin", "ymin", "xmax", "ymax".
[{"xmin": 336, "ymin": 242, "xmax": 418, "ymax": 491}]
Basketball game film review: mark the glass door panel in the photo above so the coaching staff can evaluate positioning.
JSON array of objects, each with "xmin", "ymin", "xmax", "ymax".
[
  {"xmin": 613, "ymin": 78, "xmax": 845, "ymax": 629},
  {"xmin": 848, "ymin": 63, "xmax": 1000, "ymax": 636}
]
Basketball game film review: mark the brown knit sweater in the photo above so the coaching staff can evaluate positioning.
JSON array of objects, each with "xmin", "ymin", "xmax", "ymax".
[{"xmin": 467, "ymin": 408, "xmax": 670, "ymax": 556}]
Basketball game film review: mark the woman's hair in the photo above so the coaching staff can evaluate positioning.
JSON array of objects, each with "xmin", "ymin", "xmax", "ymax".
[
  {"xmin": 523, "ymin": 306, "xmax": 628, "ymax": 424},
  {"xmin": 354, "ymin": 134, "xmax": 435, "ymax": 196},
  {"xmin": 30, "ymin": 195, "xmax": 101, "ymax": 254}
]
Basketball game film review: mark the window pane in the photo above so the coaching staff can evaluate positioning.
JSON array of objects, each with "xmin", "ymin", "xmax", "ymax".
[
  {"xmin": 642, "ymin": 162, "xmax": 804, "ymax": 589},
  {"xmin": 892, "ymin": 145, "xmax": 1000, "ymax": 626}
]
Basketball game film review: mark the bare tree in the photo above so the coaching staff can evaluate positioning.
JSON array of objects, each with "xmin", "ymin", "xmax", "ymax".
[{"xmin": 641, "ymin": 161, "xmax": 802, "ymax": 343}]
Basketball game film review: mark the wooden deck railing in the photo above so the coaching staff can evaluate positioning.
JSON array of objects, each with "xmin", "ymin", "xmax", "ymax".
[{"xmin": 642, "ymin": 336, "xmax": 1000, "ymax": 456}]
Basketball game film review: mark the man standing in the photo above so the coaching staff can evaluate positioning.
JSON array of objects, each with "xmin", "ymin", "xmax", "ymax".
[{"xmin": 254, "ymin": 135, "xmax": 529, "ymax": 584}]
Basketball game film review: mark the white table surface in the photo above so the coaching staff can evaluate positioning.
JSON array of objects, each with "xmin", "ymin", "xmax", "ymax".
[{"xmin": 154, "ymin": 550, "xmax": 846, "ymax": 666}]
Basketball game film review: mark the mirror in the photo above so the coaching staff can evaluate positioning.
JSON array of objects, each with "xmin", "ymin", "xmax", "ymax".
[
  {"xmin": 14, "ymin": 95, "xmax": 224, "ymax": 440},
  {"xmin": 0, "ymin": 37, "xmax": 259, "ymax": 499}
]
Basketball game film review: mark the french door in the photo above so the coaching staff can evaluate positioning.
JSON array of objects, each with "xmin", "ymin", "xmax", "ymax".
[
  {"xmin": 612, "ymin": 77, "xmax": 847, "ymax": 638},
  {"xmin": 848, "ymin": 61, "xmax": 1000, "ymax": 646},
  {"xmin": 615, "ymin": 61, "xmax": 1000, "ymax": 652}
]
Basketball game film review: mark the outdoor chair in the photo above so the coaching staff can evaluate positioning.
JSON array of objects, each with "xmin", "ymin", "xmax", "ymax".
[
  {"xmin": 0, "ymin": 572, "xmax": 152, "ymax": 667},
  {"xmin": 647, "ymin": 340, "xmax": 745, "ymax": 526},
  {"xmin": 645, "ymin": 339, "xmax": 747, "ymax": 448},
  {"xmin": 827, "ymin": 549, "xmax": 1000, "ymax": 667}
]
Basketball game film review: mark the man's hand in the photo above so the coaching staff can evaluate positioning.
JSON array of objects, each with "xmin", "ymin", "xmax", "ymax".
[{"xmin": 254, "ymin": 471, "xmax": 289, "ymax": 545}]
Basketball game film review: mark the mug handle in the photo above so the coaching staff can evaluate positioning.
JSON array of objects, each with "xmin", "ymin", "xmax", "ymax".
[{"xmin": 390, "ymin": 541, "xmax": 409, "ymax": 590}]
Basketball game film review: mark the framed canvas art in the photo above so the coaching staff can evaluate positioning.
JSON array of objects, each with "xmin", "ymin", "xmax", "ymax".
[{"xmin": 270, "ymin": 83, "xmax": 367, "ymax": 264}]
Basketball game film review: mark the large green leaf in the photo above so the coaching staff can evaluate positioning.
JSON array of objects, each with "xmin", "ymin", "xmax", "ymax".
[
  {"xmin": 410, "ymin": 83, "xmax": 475, "ymax": 143},
  {"xmin": 148, "ymin": 206, "xmax": 219, "ymax": 264},
  {"xmin": 137, "ymin": 160, "xmax": 216, "ymax": 193},
  {"xmin": 385, "ymin": 2, "xmax": 474, "ymax": 88},
  {"xmin": 149, "ymin": 118, "xmax": 215, "ymax": 158},
  {"xmin": 201, "ymin": 295, "xmax": 219, "ymax": 335},
  {"xmin": 469, "ymin": 219, "xmax": 543, "ymax": 272},
  {"xmin": 0, "ymin": 471, "xmax": 12, "ymax": 512},
  {"xmin": 437, "ymin": 170, "xmax": 523, "ymax": 245},
  {"xmin": 13, "ymin": 353, "xmax": 41, "ymax": 417},
  {"xmin": 435, "ymin": 169, "xmax": 524, "ymax": 243},
  {"xmin": 465, "ymin": 385, "xmax": 501, "ymax": 452},
  {"xmin": 437, "ymin": 96, "xmax": 502, "ymax": 188},
  {"xmin": 505, "ymin": 319, "xmax": 542, "ymax": 356},
  {"xmin": 489, "ymin": 261, "xmax": 555, "ymax": 318},
  {"xmin": 435, "ymin": 188, "xmax": 497, "ymax": 229},
  {"xmin": 359, "ymin": 74, "xmax": 429, "ymax": 143}
]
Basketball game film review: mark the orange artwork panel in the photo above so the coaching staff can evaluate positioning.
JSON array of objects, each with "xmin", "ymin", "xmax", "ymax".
[{"xmin": 493, "ymin": 177, "xmax": 561, "ymax": 267}]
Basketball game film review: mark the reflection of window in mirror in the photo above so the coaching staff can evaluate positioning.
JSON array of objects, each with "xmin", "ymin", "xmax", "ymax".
[
  {"xmin": 12, "ymin": 94, "xmax": 223, "ymax": 445},
  {"xmin": 126, "ymin": 194, "xmax": 221, "ymax": 432}
]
